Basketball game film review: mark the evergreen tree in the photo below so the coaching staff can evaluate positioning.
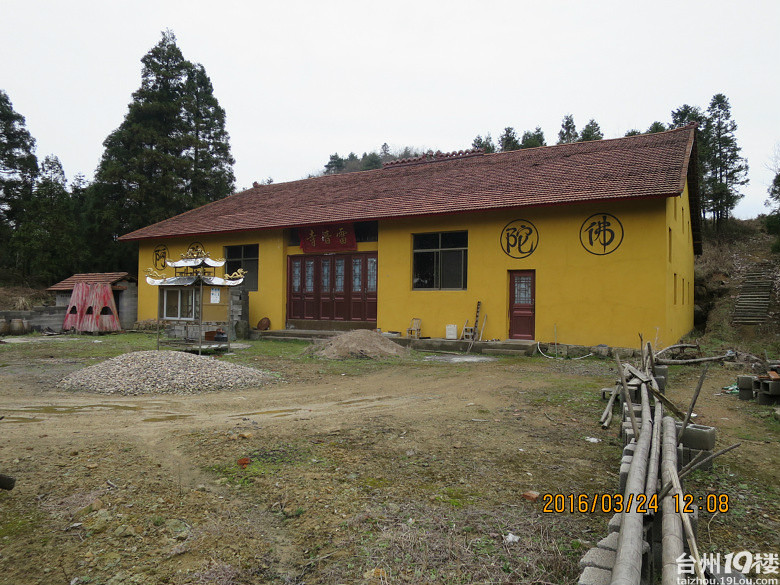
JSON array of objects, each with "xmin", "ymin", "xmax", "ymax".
[
  {"xmin": 624, "ymin": 129, "xmax": 642, "ymax": 137},
  {"xmin": 498, "ymin": 127, "xmax": 521, "ymax": 151},
  {"xmin": 579, "ymin": 119, "xmax": 604, "ymax": 142},
  {"xmin": 90, "ymin": 30, "xmax": 234, "ymax": 271},
  {"xmin": 557, "ymin": 115, "xmax": 578, "ymax": 144},
  {"xmin": 182, "ymin": 63, "xmax": 235, "ymax": 208},
  {"xmin": 670, "ymin": 104, "xmax": 706, "ymax": 129},
  {"xmin": 324, "ymin": 153, "xmax": 345, "ymax": 174},
  {"xmin": 520, "ymin": 127, "xmax": 546, "ymax": 149},
  {"xmin": 361, "ymin": 152, "xmax": 382, "ymax": 170},
  {"xmin": 0, "ymin": 89, "xmax": 38, "ymax": 269},
  {"xmin": 646, "ymin": 121, "xmax": 666, "ymax": 134},
  {"xmin": 703, "ymin": 93, "xmax": 748, "ymax": 225},
  {"xmin": 10, "ymin": 156, "xmax": 81, "ymax": 282},
  {"xmin": 471, "ymin": 133, "xmax": 496, "ymax": 153}
]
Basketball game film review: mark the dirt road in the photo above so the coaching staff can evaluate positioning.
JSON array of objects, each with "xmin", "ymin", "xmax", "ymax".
[{"xmin": 1, "ymin": 337, "xmax": 777, "ymax": 584}]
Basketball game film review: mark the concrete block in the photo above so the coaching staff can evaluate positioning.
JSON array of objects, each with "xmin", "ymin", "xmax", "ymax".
[
  {"xmin": 757, "ymin": 392, "xmax": 779, "ymax": 406},
  {"xmin": 654, "ymin": 375, "xmax": 666, "ymax": 391},
  {"xmin": 619, "ymin": 461, "xmax": 631, "ymax": 493},
  {"xmin": 753, "ymin": 378, "xmax": 762, "ymax": 391},
  {"xmin": 622, "ymin": 442, "xmax": 636, "ymax": 458},
  {"xmin": 608, "ymin": 513, "xmax": 622, "ymax": 533},
  {"xmin": 738, "ymin": 387, "xmax": 755, "ymax": 401},
  {"xmin": 577, "ymin": 566, "xmax": 612, "ymax": 585},
  {"xmin": 622, "ymin": 403, "xmax": 642, "ymax": 418},
  {"xmin": 601, "ymin": 387, "xmax": 616, "ymax": 400},
  {"xmin": 597, "ymin": 532, "xmax": 620, "ymax": 551},
  {"xmin": 763, "ymin": 380, "xmax": 780, "ymax": 396},
  {"xmin": 737, "ymin": 375, "xmax": 755, "ymax": 390},
  {"xmin": 674, "ymin": 421, "xmax": 717, "ymax": 451},
  {"xmin": 689, "ymin": 449, "xmax": 713, "ymax": 471},
  {"xmin": 677, "ymin": 444, "xmax": 691, "ymax": 468},
  {"xmin": 654, "ymin": 365, "xmax": 669, "ymax": 379},
  {"xmin": 579, "ymin": 547, "xmax": 616, "ymax": 570}
]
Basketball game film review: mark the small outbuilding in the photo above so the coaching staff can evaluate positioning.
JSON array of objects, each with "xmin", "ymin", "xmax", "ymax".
[{"xmin": 48, "ymin": 273, "xmax": 138, "ymax": 330}]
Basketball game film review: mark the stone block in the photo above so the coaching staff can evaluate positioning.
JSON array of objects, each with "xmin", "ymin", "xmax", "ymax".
[{"xmin": 568, "ymin": 345, "xmax": 590, "ymax": 358}]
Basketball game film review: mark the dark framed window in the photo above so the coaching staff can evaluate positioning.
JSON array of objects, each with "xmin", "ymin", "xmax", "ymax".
[
  {"xmin": 225, "ymin": 244, "xmax": 259, "ymax": 291},
  {"xmin": 412, "ymin": 231, "xmax": 468, "ymax": 290}
]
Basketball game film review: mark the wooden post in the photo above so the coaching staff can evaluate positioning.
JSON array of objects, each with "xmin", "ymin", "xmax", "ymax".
[
  {"xmin": 677, "ymin": 365, "xmax": 708, "ymax": 446},
  {"xmin": 615, "ymin": 352, "xmax": 640, "ymax": 440}
]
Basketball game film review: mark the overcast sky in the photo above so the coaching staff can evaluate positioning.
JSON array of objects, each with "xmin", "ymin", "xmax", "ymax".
[{"xmin": 3, "ymin": 0, "xmax": 778, "ymax": 218}]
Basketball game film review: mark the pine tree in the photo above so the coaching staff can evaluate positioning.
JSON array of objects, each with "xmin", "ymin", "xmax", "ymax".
[
  {"xmin": 498, "ymin": 127, "xmax": 521, "ymax": 152},
  {"xmin": 0, "ymin": 89, "xmax": 38, "ymax": 263},
  {"xmin": 520, "ymin": 127, "xmax": 546, "ymax": 149},
  {"xmin": 557, "ymin": 115, "xmax": 578, "ymax": 144},
  {"xmin": 703, "ymin": 93, "xmax": 748, "ymax": 225},
  {"xmin": 471, "ymin": 133, "xmax": 496, "ymax": 153},
  {"xmin": 90, "ymin": 30, "xmax": 234, "ymax": 270},
  {"xmin": 579, "ymin": 119, "xmax": 604, "ymax": 142}
]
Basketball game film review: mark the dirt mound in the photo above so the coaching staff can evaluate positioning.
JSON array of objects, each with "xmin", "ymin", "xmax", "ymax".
[
  {"xmin": 57, "ymin": 350, "xmax": 272, "ymax": 395},
  {"xmin": 310, "ymin": 329, "xmax": 408, "ymax": 360}
]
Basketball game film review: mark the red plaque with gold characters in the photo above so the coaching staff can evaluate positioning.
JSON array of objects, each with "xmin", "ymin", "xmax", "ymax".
[{"xmin": 298, "ymin": 224, "xmax": 357, "ymax": 253}]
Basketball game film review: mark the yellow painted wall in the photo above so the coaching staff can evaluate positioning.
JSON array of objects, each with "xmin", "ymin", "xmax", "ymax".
[
  {"xmin": 135, "ymin": 189, "xmax": 695, "ymax": 349},
  {"xmin": 378, "ymin": 199, "xmax": 672, "ymax": 348},
  {"xmin": 137, "ymin": 231, "xmax": 288, "ymax": 328},
  {"xmin": 664, "ymin": 183, "xmax": 695, "ymax": 347}
]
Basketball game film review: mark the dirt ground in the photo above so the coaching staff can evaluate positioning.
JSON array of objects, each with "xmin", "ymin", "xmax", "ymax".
[{"xmin": 1, "ymin": 335, "xmax": 778, "ymax": 585}]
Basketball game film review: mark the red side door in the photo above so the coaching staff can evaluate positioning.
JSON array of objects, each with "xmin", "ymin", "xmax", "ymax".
[{"xmin": 509, "ymin": 270, "xmax": 535, "ymax": 340}]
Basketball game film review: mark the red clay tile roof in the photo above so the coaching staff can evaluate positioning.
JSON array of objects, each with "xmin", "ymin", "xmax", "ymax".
[
  {"xmin": 47, "ymin": 272, "xmax": 133, "ymax": 291},
  {"xmin": 119, "ymin": 126, "xmax": 696, "ymax": 242}
]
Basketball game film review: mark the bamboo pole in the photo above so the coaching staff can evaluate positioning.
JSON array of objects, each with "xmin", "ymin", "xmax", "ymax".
[
  {"xmin": 645, "ymin": 399, "xmax": 663, "ymax": 499},
  {"xmin": 661, "ymin": 416, "xmax": 685, "ymax": 585},
  {"xmin": 610, "ymin": 383, "xmax": 653, "ymax": 585},
  {"xmin": 654, "ymin": 343, "xmax": 699, "ymax": 358}
]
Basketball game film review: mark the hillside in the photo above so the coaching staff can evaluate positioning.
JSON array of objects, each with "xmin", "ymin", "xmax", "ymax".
[{"xmin": 692, "ymin": 219, "xmax": 780, "ymax": 355}]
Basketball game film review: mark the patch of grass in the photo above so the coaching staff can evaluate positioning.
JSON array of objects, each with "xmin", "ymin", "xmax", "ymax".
[
  {"xmin": 0, "ymin": 509, "xmax": 38, "ymax": 538},
  {"xmin": 210, "ymin": 443, "xmax": 317, "ymax": 486}
]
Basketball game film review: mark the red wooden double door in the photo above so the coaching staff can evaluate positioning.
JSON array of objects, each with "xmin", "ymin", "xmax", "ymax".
[{"xmin": 287, "ymin": 253, "xmax": 377, "ymax": 322}]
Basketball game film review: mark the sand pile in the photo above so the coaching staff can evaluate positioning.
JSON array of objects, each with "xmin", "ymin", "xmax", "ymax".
[{"xmin": 310, "ymin": 329, "xmax": 408, "ymax": 360}]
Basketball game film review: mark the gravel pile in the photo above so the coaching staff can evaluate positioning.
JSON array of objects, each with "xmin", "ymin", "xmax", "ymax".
[{"xmin": 57, "ymin": 350, "xmax": 272, "ymax": 395}]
